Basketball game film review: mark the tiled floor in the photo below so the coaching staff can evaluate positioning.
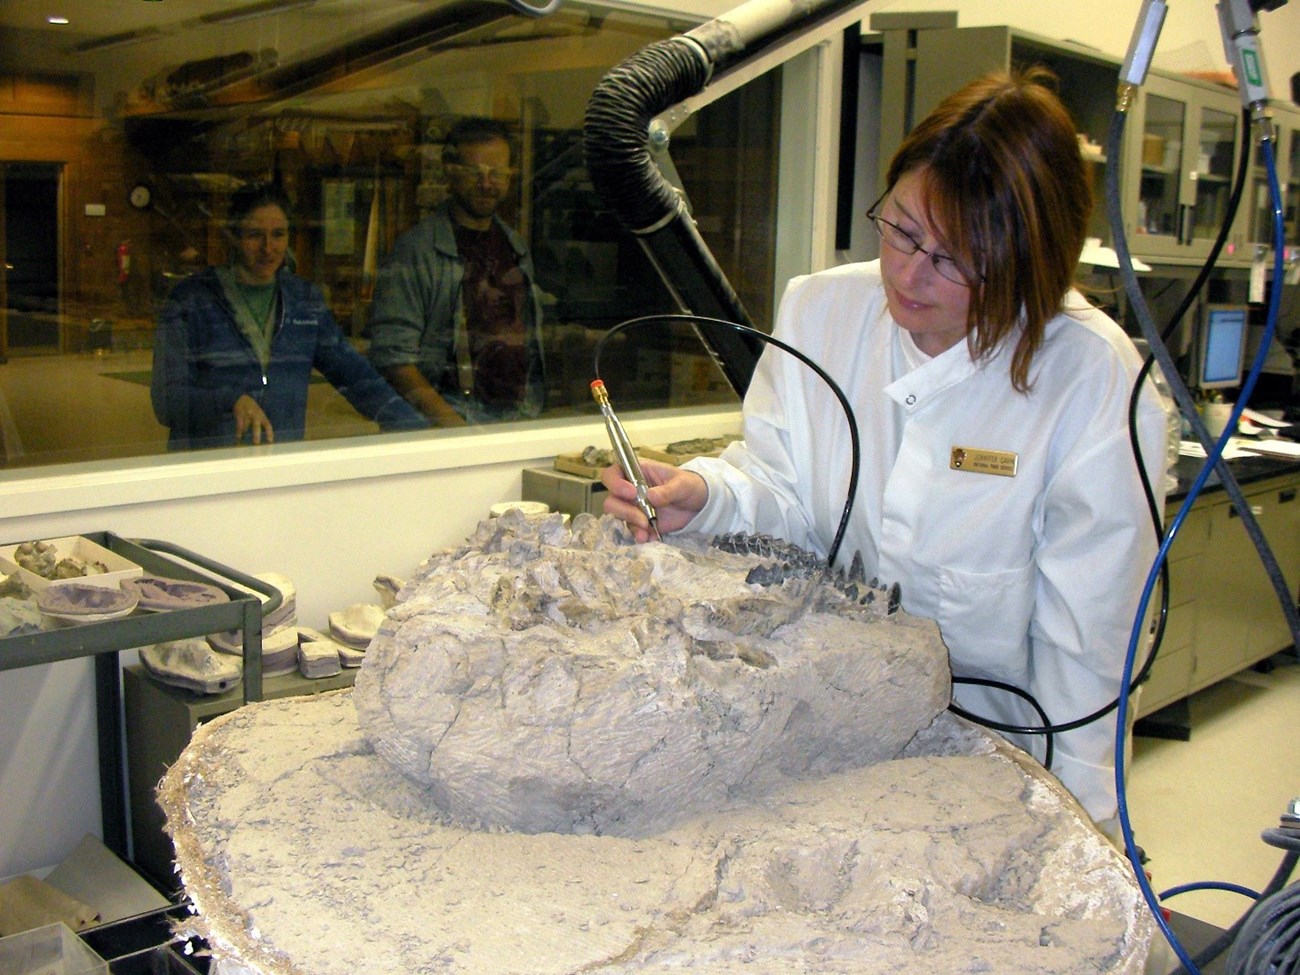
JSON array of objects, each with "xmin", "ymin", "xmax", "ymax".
[{"xmin": 1127, "ymin": 650, "xmax": 1300, "ymax": 935}]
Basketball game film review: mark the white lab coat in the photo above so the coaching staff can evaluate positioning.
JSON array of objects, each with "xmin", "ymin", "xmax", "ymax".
[{"xmin": 684, "ymin": 261, "xmax": 1169, "ymax": 822}]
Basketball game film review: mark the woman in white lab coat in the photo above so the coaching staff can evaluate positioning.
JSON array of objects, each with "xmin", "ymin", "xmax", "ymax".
[{"xmin": 601, "ymin": 67, "xmax": 1170, "ymax": 829}]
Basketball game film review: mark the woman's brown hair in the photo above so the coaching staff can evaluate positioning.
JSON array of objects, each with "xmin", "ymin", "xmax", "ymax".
[{"xmin": 884, "ymin": 66, "xmax": 1091, "ymax": 392}]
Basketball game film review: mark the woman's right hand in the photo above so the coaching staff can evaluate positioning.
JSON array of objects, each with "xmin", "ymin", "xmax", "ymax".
[
  {"xmin": 600, "ymin": 458, "xmax": 708, "ymax": 543},
  {"xmin": 233, "ymin": 394, "xmax": 275, "ymax": 445}
]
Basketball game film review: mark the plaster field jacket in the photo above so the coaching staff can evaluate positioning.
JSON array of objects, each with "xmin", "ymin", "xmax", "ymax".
[
  {"xmin": 684, "ymin": 260, "xmax": 1169, "ymax": 822},
  {"xmin": 366, "ymin": 202, "xmax": 546, "ymax": 423},
  {"xmin": 152, "ymin": 267, "xmax": 425, "ymax": 449}
]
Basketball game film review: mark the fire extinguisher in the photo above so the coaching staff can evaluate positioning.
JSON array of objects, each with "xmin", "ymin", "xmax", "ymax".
[{"xmin": 116, "ymin": 240, "xmax": 131, "ymax": 284}]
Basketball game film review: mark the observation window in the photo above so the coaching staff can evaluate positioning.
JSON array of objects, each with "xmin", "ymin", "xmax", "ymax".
[{"xmin": 0, "ymin": 0, "xmax": 797, "ymax": 469}]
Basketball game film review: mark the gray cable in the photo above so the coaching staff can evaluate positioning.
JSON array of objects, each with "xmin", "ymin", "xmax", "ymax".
[{"xmin": 1225, "ymin": 881, "xmax": 1300, "ymax": 975}]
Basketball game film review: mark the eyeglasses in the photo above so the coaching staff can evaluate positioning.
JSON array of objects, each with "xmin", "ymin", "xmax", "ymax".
[
  {"xmin": 866, "ymin": 205, "xmax": 982, "ymax": 287},
  {"xmin": 444, "ymin": 162, "xmax": 517, "ymax": 184}
]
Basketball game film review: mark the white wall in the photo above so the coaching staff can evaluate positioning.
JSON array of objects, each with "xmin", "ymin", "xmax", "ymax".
[{"xmin": 7, "ymin": 0, "xmax": 1300, "ymax": 884}]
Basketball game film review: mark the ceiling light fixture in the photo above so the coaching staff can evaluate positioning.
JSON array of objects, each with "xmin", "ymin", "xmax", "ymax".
[
  {"xmin": 197, "ymin": 0, "xmax": 316, "ymax": 27},
  {"xmin": 47, "ymin": 16, "xmax": 70, "ymax": 25}
]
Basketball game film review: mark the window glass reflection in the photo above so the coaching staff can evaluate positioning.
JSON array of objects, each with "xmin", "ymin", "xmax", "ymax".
[{"xmin": 0, "ymin": 1, "xmax": 779, "ymax": 469}]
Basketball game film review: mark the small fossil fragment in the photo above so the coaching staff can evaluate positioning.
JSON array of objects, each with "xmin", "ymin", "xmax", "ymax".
[
  {"xmin": 328, "ymin": 603, "xmax": 385, "ymax": 649},
  {"xmin": 54, "ymin": 556, "xmax": 108, "ymax": 579},
  {"xmin": 0, "ymin": 595, "xmax": 42, "ymax": 637},
  {"xmin": 0, "ymin": 572, "xmax": 32, "ymax": 600},
  {"xmin": 580, "ymin": 444, "xmax": 617, "ymax": 467},
  {"xmin": 14, "ymin": 541, "xmax": 58, "ymax": 578},
  {"xmin": 141, "ymin": 639, "xmax": 242, "ymax": 695}
]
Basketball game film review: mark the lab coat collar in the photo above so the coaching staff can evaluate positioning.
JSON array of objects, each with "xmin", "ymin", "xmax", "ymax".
[{"xmin": 884, "ymin": 328, "xmax": 996, "ymax": 411}]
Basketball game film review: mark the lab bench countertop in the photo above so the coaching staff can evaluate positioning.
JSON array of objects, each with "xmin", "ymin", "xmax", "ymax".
[{"xmin": 1166, "ymin": 449, "xmax": 1300, "ymax": 504}]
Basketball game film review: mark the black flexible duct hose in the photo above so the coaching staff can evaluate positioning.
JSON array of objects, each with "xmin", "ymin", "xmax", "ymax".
[
  {"xmin": 583, "ymin": 0, "xmax": 869, "ymax": 396},
  {"xmin": 585, "ymin": 39, "xmax": 710, "ymax": 228},
  {"xmin": 583, "ymin": 37, "xmax": 764, "ymax": 396}
]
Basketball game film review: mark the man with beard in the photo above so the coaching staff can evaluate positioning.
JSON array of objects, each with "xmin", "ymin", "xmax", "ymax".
[{"xmin": 367, "ymin": 117, "xmax": 545, "ymax": 425}]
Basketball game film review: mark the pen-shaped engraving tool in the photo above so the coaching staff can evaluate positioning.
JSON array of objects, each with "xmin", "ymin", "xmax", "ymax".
[{"xmin": 590, "ymin": 379, "xmax": 662, "ymax": 541}]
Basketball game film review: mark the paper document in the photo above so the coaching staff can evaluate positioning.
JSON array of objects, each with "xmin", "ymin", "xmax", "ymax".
[
  {"xmin": 1238, "ymin": 439, "xmax": 1300, "ymax": 459},
  {"xmin": 1240, "ymin": 407, "xmax": 1290, "ymax": 429},
  {"xmin": 1178, "ymin": 438, "xmax": 1258, "ymax": 460}
]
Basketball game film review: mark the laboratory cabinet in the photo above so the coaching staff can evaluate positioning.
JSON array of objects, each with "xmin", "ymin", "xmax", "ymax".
[
  {"xmin": 870, "ymin": 18, "xmax": 1254, "ymax": 268},
  {"xmin": 1124, "ymin": 72, "xmax": 1247, "ymax": 264},
  {"xmin": 1193, "ymin": 474, "xmax": 1300, "ymax": 680},
  {"xmin": 1246, "ymin": 101, "xmax": 1300, "ymax": 266},
  {"xmin": 1139, "ymin": 466, "xmax": 1300, "ymax": 717}
]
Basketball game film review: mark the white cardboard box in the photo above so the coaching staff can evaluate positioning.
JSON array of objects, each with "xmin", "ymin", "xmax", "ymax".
[{"xmin": 0, "ymin": 536, "xmax": 142, "ymax": 592}]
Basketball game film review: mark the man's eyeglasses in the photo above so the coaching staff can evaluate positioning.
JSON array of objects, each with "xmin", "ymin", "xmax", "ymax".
[
  {"xmin": 866, "ymin": 204, "xmax": 982, "ymax": 288},
  {"xmin": 445, "ymin": 162, "xmax": 517, "ymax": 184}
]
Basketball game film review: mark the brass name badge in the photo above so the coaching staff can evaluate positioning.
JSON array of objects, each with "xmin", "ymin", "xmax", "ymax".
[{"xmin": 950, "ymin": 446, "xmax": 1018, "ymax": 477}]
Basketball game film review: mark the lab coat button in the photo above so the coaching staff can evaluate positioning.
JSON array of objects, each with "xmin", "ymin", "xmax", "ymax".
[{"xmin": 905, "ymin": 394, "xmax": 917, "ymax": 406}]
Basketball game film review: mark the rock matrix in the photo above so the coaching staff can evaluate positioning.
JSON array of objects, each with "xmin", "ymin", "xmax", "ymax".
[{"xmin": 354, "ymin": 512, "xmax": 950, "ymax": 837}]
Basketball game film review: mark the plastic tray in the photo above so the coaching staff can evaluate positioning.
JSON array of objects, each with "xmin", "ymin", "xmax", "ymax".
[{"xmin": 0, "ymin": 922, "xmax": 108, "ymax": 975}]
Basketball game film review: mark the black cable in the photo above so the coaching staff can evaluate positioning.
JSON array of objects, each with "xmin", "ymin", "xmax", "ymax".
[
  {"xmin": 948, "ymin": 679, "xmax": 1054, "ymax": 769},
  {"xmin": 1106, "ymin": 105, "xmax": 1249, "ymax": 723},
  {"xmin": 593, "ymin": 313, "xmax": 861, "ymax": 568},
  {"xmin": 601, "ymin": 313, "xmax": 1090, "ymax": 768},
  {"xmin": 945, "ymin": 190, "xmax": 1212, "ymax": 746},
  {"xmin": 597, "ymin": 315, "xmax": 1161, "ymax": 756},
  {"xmin": 1264, "ymin": 828, "xmax": 1300, "ymax": 854},
  {"xmin": 946, "ymin": 113, "xmax": 1258, "ymax": 748},
  {"xmin": 1150, "ymin": 108, "xmax": 1252, "ymax": 348}
]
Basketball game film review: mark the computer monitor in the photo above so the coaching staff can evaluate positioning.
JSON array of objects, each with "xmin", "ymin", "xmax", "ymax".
[{"xmin": 1195, "ymin": 303, "xmax": 1249, "ymax": 392}]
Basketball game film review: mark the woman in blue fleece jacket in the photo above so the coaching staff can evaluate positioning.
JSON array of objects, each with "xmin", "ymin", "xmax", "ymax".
[{"xmin": 152, "ymin": 183, "xmax": 426, "ymax": 450}]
